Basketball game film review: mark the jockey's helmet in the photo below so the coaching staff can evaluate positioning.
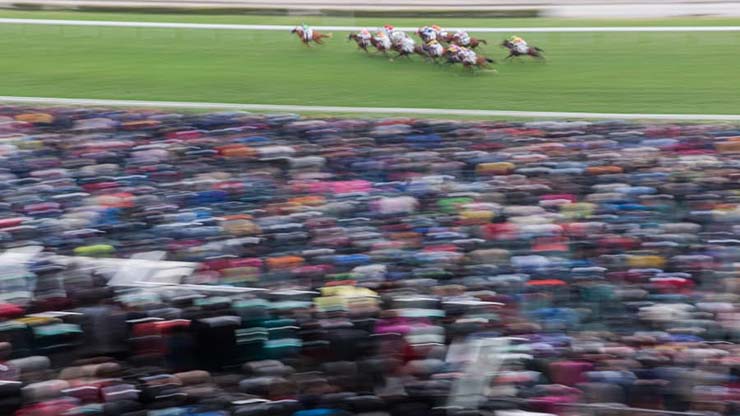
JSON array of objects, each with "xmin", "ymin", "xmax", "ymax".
[
  {"xmin": 384, "ymin": 25, "xmax": 394, "ymax": 31},
  {"xmin": 432, "ymin": 25, "xmax": 441, "ymax": 31}
]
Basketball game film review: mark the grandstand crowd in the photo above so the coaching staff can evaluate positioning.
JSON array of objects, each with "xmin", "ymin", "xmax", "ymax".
[{"xmin": 0, "ymin": 106, "xmax": 738, "ymax": 416}]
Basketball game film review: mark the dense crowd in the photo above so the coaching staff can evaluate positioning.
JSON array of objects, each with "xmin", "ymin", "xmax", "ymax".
[{"xmin": 0, "ymin": 107, "xmax": 739, "ymax": 416}]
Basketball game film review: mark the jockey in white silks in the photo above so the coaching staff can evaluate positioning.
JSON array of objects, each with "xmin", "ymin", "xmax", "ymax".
[
  {"xmin": 398, "ymin": 36, "xmax": 416, "ymax": 54},
  {"xmin": 419, "ymin": 26, "xmax": 437, "ymax": 43},
  {"xmin": 374, "ymin": 31, "xmax": 392, "ymax": 50},
  {"xmin": 453, "ymin": 30, "xmax": 471, "ymax": 47},
  {"xmin": 460, "ymin": 47, "xmax": 478, "ymax": 65},
  {"xmin": 510, "ymin": 35, "xmax": 529, "ymax": 54},
  {"xmin": 389, "ymin": 30, "xmax": 408, "ymax": 48},
  {"xmin": 432, "ymin": 25, "xmax": 448, "ymax": 41},
  {"xmin": 384, "ymin": 25, "xmax": 402, "ymax": 42},
  {"xmin": 424, "ymin": 39, "xmax": 444, "ymax": 57},
  {"xmin": 358, "ymin": 28, "xmax": 372, "ymax": 42},
  {"xmin": 301, "ymin": 24, "xmax": 313, "ymax": 42}
]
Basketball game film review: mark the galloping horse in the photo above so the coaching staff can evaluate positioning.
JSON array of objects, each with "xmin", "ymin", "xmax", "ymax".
[
  {"xmin": 448, "ymin": 46, "xmax": 495, "ymax": 70},
  {"xmin": 394, "ymin": 36, "xmax": 416, "ymax": 58},
  {"xmin": 414, "ymin": 41, "xmax": 445, "ymax": 61},
  {"xmin": 371, "ymin": 33, "xmax": 393, "ymax": 54},
  {"xmin": 348, "ymin": 32, "xmax": 372, "ymax": 52},
  {"xmin": 443, "ymin": 32, "xmax": 488, "ymax": 49},
  {"xmin": 501, "ymin": 39, "xmax": 545, "ymax": 59},
  {"xmin": 463, "ymin": 55, "xmax": 495, "ymax": 70},
  {"xmin": 291, "ymin": 26, "xmax": 332, "ymax": 46},
  {"xmin": 444, "ymin": 46, "xmax": 463, "ymax": 64}
]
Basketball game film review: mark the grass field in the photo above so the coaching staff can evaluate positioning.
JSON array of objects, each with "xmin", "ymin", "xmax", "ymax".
[{"xmin": 0, "ymin": 11, "xmax": 738, "ymax": 115}]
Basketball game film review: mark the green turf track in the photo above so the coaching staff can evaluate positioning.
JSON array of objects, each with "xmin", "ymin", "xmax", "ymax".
[{"xmin": 0, "ymin": 11, "xmax": 739, "ymax": 115}]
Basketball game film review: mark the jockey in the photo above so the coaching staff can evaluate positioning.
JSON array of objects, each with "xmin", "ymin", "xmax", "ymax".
[
  {"xmin": 446, "ymin": 44, "xmax": 462, "ymax": 62},
  {"xmin": 454, "ymin": 29, "xmax": 471, "ymax": 46},
  {"xmin": 419, "ymin": 26, "xmax": 437, "ymax": 42},
  {"xmin": 301, "ymin": 23, "xmax": 313, "ymax": 42},
  {"xmin": 385, "ymin": 26, "xmax": 406, "ymax": 47},
  {"xmin": 460, "ymin": 47, "xmax": 477, "ymax": 65},
  {"xmin": 399, "ymin": 36, "xmax": 415, "ymax": 54},
  {"xmin": 359, "ymin": 28, "xmax": 372, "ymax": 40},
  {"xmin": 431, "ymin": 25, "xmax": 448, "ymax": 40},
  {"xmin": 509, "ymin": 35, "xmax": 529, "ymax": 53},
  {"xmin": 425, "ymin": 39, "xmax": 443, "ymax": 56},
  {"xmin": 374, "ymin": 30, "xmax": 391, "ymax": 49}
]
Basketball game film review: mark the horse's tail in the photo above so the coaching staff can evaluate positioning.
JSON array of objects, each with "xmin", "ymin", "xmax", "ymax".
[
  {"xmin": 534, "ymin": 46, "xmax": 544, "ymax": 52},
  {"xmin": 479, "ymin": 39, "xmax": 488, "ymax": 45},
  {"xmin": 325, "ymin": 33, "xmax": 334, "ymax": 38},
  {"xmin": 485, "ymin": 57, "xmax": 494, "ymax": 63}
]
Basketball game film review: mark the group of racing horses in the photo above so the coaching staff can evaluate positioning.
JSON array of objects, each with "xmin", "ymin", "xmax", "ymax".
[{"xmin": 291, "ymin": 24, "xmax": 544, "ymax": 70}]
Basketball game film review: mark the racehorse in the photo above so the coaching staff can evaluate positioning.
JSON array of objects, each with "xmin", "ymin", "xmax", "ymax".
[
  {"xmin": 447, "ymin": 46, "xmax": 495, "ymax": 70},
  {"xmin": 449, "ymin": 36, "xmax": 488, "ymax": 49},
  {"xmin": 370, "ymin": 34, "xmax": 393, "ymax": 55},
  {"xmin": 463, "ymin": 55, "xmax": 495, "ymax": 70},
  {"xmin": 291, "ymin": 26, "xmax": 332, "ymax": 46},
  {"xmin": 394, "ymin": 37, "xmax": 416, "ymax": 58},
  {"xmin": 501, "ymin": 39, "xmax": 545, "ymax": 59},
  {"xmin": 444, "ymin": 47, "xmax": 462, "ymax": 64},
  {"xmin": 348, "ymin": 33, "xmax": 371, "ymax": 52},
  {"xmin": 414, "ymin": 45, "xmax": 444, "ymax": 62},
  {"xmin": 414, "ymin": 43, "xmax": 445, "ymax": 62}
]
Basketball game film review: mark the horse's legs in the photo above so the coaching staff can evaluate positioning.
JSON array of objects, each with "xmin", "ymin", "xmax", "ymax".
[{"xmin": 505, "ymin": 53, "xmax": 514, "ymax": 60}]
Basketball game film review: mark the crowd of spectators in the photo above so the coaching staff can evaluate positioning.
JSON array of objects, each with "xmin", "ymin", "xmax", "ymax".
[{"xmin": 0, "ymin": 107, "xmax": 739, "ymax": 416}]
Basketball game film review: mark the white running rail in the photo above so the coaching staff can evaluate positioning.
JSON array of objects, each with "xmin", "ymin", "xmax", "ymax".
[
  {"xmin": 1, "ymin": 96, "xmax": 738, "ymax": 121},
  {"xmin": 1, "ymin": 18, "xmax": 740, "ymax": 32}
]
